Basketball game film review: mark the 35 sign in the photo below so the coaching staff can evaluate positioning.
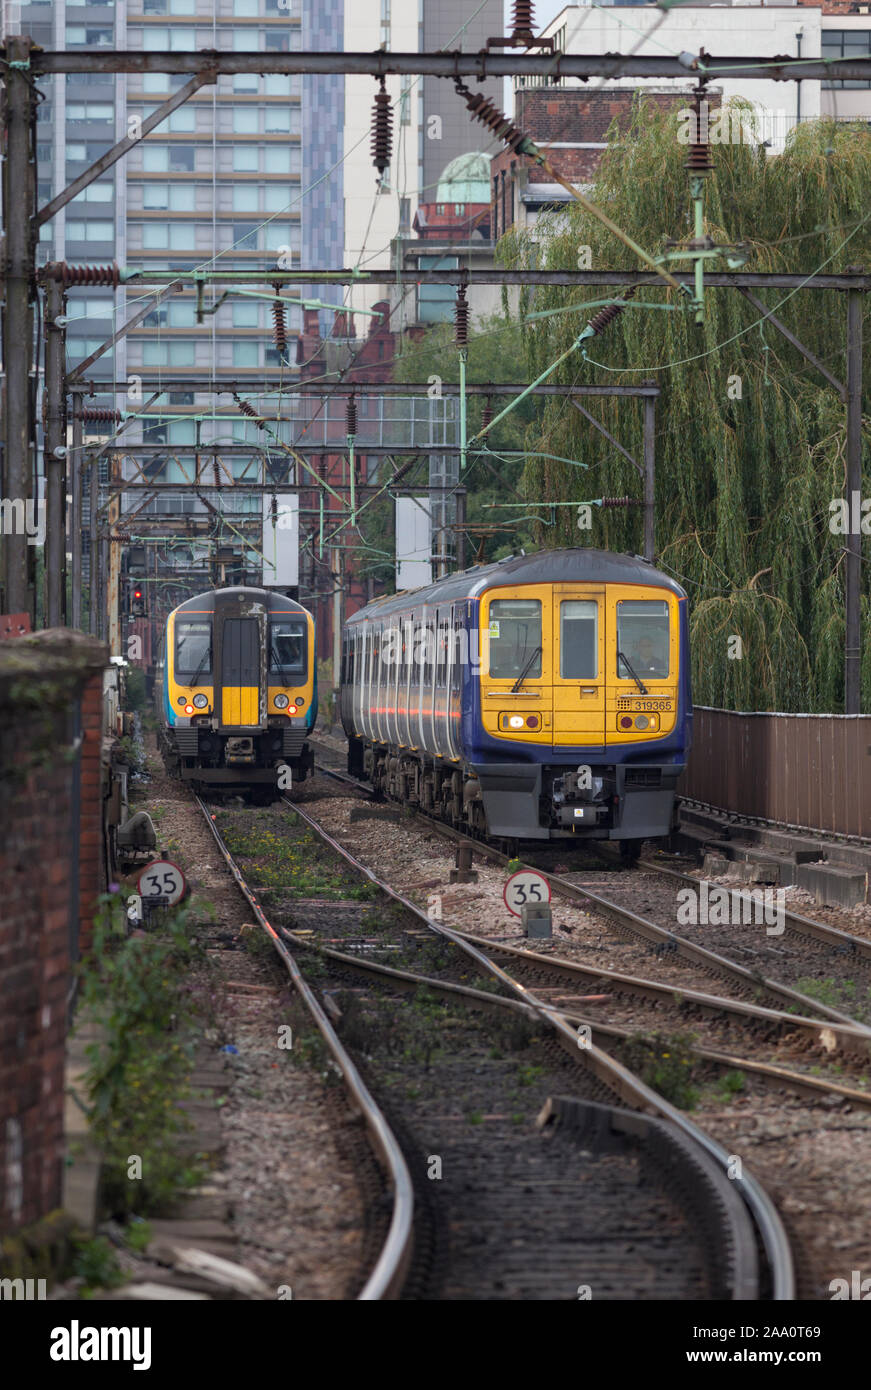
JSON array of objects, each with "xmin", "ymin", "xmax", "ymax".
[
  {"xmin": 503, "ymin": 870, "xmax": 551, "ymax": 918},
  {"xmin": 137, "ymin": 859, "xmax": 186, "ymax": 907}
]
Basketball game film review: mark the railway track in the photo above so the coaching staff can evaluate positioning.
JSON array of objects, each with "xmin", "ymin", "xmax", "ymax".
[
  {"xmin": 195, "ymin": 785, "xmax": 796, "ymax": 1299},
  {"xmin": 312, "ymin": 741, "xmax": 871, "ymax": 1033}
]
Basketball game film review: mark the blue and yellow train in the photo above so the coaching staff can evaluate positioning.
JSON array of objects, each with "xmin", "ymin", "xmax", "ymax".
[
  {"xmin": 340, "ymin": 549, "xmax": 692, "ymax": 848},
  {"xmin": 159, "ymin": 586, "xmax": 317, "ymax": 798}
]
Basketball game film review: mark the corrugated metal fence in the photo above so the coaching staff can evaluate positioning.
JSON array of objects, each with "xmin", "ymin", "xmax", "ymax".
[{"xmin": 680, "ymin": 707, "xmax": 871, "ymax": 839}]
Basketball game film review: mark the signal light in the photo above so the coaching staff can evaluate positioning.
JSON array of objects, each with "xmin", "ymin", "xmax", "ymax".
[{"xmin": 130, "ymin": 580, "xmax": 145, "ymax": 617}]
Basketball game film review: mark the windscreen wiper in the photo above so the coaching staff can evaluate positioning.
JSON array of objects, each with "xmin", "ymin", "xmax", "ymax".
[
  {"xmin": 617, "ymin": 650, "xmax": 648, "ymax": 696},
  {"xmin": 188, "ymin": 648, "xmax": 210, "ymax": 686},
  {"xmin": 511, "ymin": 645, "xmax": 542, "ymax": 694},
  {"xmin": 271, "ymin": 638, "xmax": 291, "ymax": 689}
]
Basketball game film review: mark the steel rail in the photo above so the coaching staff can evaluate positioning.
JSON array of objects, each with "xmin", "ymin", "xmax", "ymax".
[
  {"xmin": 277, "ymin": 923, "xmax": 871, "ymax": 1109},
  {"xmin": 195, "ymin": 795, "xmax": 414, "ymax": 1301},
  {"xmin": 645, "ymin": 856, "xmax": 871, "ymax": 964},
  {"xmin": 284, "ymin": 794, "xmax": 795, "ymax": 1300}
]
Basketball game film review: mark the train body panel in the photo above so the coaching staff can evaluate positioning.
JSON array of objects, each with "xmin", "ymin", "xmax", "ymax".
[
  {"xmin": 341, "ymin": 549, "xmax": 691, "ymax": 844},
  {"xmin": 160, "ymin": 586, "xmax": 317, "ymax": 793}
]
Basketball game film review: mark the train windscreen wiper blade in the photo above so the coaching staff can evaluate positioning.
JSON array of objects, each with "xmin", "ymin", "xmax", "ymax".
[
  {"xmin": 189, "ymin": 648, "xmax": 210, "ymax": 686},
  {"xmin": 617, "ymin": 650, "xmax": 648, "ymax": 696},
  {"xmin": 511, "ymin": 645, "xmax": 542, "ymax": 694},
  {"xmin": 271, "ymin": 638, "xmax": 291, "ymax": 689}
]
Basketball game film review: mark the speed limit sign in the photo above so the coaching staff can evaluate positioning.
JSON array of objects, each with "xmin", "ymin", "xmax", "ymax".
[
  {"xmin": 503, "ymin": 869, "xmax": 551, "ymax": 918},
  {"xmin": 137, "ymin": 859, "xmax": 187, "ymax": 907}
]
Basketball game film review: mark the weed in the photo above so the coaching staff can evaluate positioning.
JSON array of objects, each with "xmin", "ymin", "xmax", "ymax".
[
  {"xmin": 717, "ymin": 1069, "xmax": 746, "ymax": 1100},
  {"xmin": 72, "ymin": 1237, "xmax": 125, "ymax": 1294},
  {"xmin": 124, "ymin": 1219, "xmax": 152, "ymax": 1255},
  {"xmin": 618, "ymin": 1031, "xmax": 700, "ymax": 1110}
]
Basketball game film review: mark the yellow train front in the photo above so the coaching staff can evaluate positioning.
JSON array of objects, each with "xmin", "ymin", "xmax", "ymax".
[
  {"xmin": 160, "ymin": 586, "xmax": 317, "ymax": 799},
  {"xmin": 341, "ymin": 549, "xmax": 692, "ymax": 850}
]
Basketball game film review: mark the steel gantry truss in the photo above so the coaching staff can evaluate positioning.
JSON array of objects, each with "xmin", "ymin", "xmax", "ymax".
[{"xmin": 0, "ymin": 35, "xmax": 867, "ymax": 699}]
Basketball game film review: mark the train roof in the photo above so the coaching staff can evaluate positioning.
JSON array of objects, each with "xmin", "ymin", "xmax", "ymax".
[
  {"xmin": 346, "ymin": 549, "xmax": 686, "ymax": 623},
  {"xmin": 168, "ymin": 587, "xmax": 309, "ymax": 618}
]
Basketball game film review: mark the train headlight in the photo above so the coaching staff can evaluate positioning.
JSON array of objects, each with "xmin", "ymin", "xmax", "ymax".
[
  {"xmin": 193, "ymin": 693, "xmax": 208, "ymax": 709},
  {"xmin": 634, "ymin": 715, "xmax": 649, "ymax": 730},
  {"xmin": 619, "ymin": 716, "xmax": 633, "ymax": 729},
  {"xmin": 274, "ymin": 693, "xmax": 290, "ymax": 709},
  {"xmin": 184, "ymin": 703, "xmax": 195, "ymax": 715},
  {"xmin": 500, "ymin": 712, "xmax": 537, "ymax": 731}
]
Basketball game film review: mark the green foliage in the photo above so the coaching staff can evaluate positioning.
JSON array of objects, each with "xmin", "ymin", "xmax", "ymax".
[
  {"xmin": 717, "ymin": 1068, "xmax": 747, "ymax": 1100},
  {"xmin": 619, "ymin": 1030, "xmax": 700, "ymax": 1109},
  {"xmin": 71, "ymin": 1236, "xmax": 125, "ymax": 1294},
  {"xmin": 125, "ymin": 667, "xmax": 147, "ymax": 713},
  {"xmin": 393, "ymin": 313, "xmax": 539, "ymax": 564},
  {"xmin": 500, "ymin": 102, "xmax": 871, "ymax": 711},
  {"xmin": 77, "ymin": 893, "xmax": 208, "ymax": 1217}
]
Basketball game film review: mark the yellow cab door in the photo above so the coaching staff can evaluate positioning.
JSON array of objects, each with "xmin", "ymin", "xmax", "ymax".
[
  {"xmin": 479, "ymin": 585, "xmax": 552, "ymax": 745},
  {"xmin": 552, "ymin": 585, "xmax": 606, "ymax": 747},
  {"xmin": 607, "ymin": 586, "xmax": 679, "ymax": 742},
  {"xmin": 221, "ymin": 617, "xmax": 260, "ymax": 727}
]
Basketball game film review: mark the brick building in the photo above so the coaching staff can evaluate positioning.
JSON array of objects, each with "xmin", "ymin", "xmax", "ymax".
[{"xmin": 491, "ymin": 86, "xmax": 705, "ymax": 238}]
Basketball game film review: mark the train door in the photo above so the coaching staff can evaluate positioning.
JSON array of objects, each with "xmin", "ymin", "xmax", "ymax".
[
  {"xmin": 551, "ymin": 586, "xmax": 606, "ymax": 748},
  {"xmin": 221, "ymin": 617, "xmax": 261, "ymax": 727}
]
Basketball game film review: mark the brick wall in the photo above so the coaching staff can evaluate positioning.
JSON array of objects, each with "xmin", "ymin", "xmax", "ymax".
[
  {"xmin": 492, "ymin": 86, "xmax": 713, "ymax": 236},
  {"xmin": 0, "ymin": 631, "xmax": 107, "ymax": 1235}
]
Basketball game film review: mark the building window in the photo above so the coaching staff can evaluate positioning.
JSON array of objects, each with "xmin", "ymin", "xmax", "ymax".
[
  {"xmin": 263, "ymin": 223, "xmax": 291, "ymax": 252},
  {"xmin": 264, "ymin": 108, "xmax": 292, "ymax": 134},
  {"xmin": 67, "ymin": 103, "xmax": 114, "ymax": 123},
  {"xmin": 233, "ymin": 148, "xmax": 259, "ymax": 172},
  {"xmin": 822, "ymin": 30, "xmax": 871, "ymax": 89},
  {"xmin": 233, "ymin": 302, "xmax": 260, "ymax": 328},
  {"xmin": 66, "ymin": 220, "xmax": 114, "ymax": 241},
  {"xmin": 233, "ymin": 342, "xmax": 260, "ymax": 367},
  {"xmin": 233, "ymin": 222, "xmax": 259, "ymax": 250},
  {"xmin": 264, "ymin": 147, "xmax": 293, "ymax": 173},
  {"xmin": 399, "ymin": 197, "xmax": 411, "ymax": 233},
  {"xmin": 71, "ymin": 183, "xmax": 114, "ymax": 204},
  {"xmin": 234, "ymin": 72, "xmax": 260, "ymax": 94},
  {"xmin": 141, "ymin": 221, "xmax": 195, "ymax": 250},
  {"xmin": 233, "ymin": 186, "xmax": 259, "ymax": 213},
  {"xmin": 233, "ymin": 109, "xmax": 259, "ymax": 135},
  {"xmin": 234, "ymin": 0, "xmax": 258, "ymax": 13},
  {"xmin": 264, "ymin": 186, "xmax": 292, "ymax": 213},
  {"xmin": 66, "ymin": 27, "xmax": 114, "ymax": 46},
  {"xmin": 417, "ymin": 254, "xmax": 458, "ymax": 323},
  {"xmin": 400, "ymin": 79, "xmax": 411, "ymax": 126},
  {"xmin": 143, "ymin": 340, "xmax": 196, "ymax": 367}
]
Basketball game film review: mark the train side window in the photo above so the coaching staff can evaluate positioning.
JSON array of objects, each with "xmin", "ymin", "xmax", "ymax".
[
  {"xmin": 488, "ymin": 599, "xmax": 541, "ymax": 679},
  {"xmin": 616, "ymin": 600, "xmax": 670, "ymax": 679},
  {"xmin": 175, "ymin": 619, "xmax": 212, "ymax": 682},
  {"xmin": 560, "ymin": 601, "xmax": 598, "ymax": 679}
]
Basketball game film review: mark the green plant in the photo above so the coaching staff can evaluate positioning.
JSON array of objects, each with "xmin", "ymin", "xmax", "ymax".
[
  {"xmin": 717, "ymin": 1069, "xmax": 746, "ymax": 1100},
  {"xmin": 619, "ymin": 1031, "xmax": 700, "ymax": 1110},
  {"xmin": 77, "ymin": 892, "xmax": 207, "ymax": 1217},
  {"xmin": 72, "ymin": 1237, "xmax": 125, "ymax": 1293},
  {"xmin": 124, "ymin": 1219, "xmax": 152, "ymax": 1255}
]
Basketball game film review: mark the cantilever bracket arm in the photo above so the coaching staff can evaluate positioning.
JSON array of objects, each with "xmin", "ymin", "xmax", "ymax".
[
  {"xmin": 570, "ymin": 397, "xmax": 641, "ymax": 477},
  {"xmin": 35, "ymin": 70, "xmax": 216, "ymax": 227},
  {"xmin": 736, "ymin": 287, "xmax": 847, "ymax": 402}
]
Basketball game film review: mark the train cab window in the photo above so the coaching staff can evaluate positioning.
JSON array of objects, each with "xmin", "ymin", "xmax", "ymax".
[
  {"xmin": 487, "ymin": 599, "xmax": 541, "ymax": 679},
  {"xmin": 560, "ymin": 600, "xmax": 598, "ymax": 679},
  {"xmin": 269, "ymin": 619, "xmax": 306, "ymax": 682},
  {"xmin": 175, "ymin": 619, "xmax": 212, "ymax": 682},
  {"xmin": 616, "ymin": 600, "xmax": 670, "ymax": 679}
]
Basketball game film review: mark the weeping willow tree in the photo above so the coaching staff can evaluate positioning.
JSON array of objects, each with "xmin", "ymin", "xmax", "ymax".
[{"xmin": 499, "ymin": 101, "xmax": 871, "ymax": 711}]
